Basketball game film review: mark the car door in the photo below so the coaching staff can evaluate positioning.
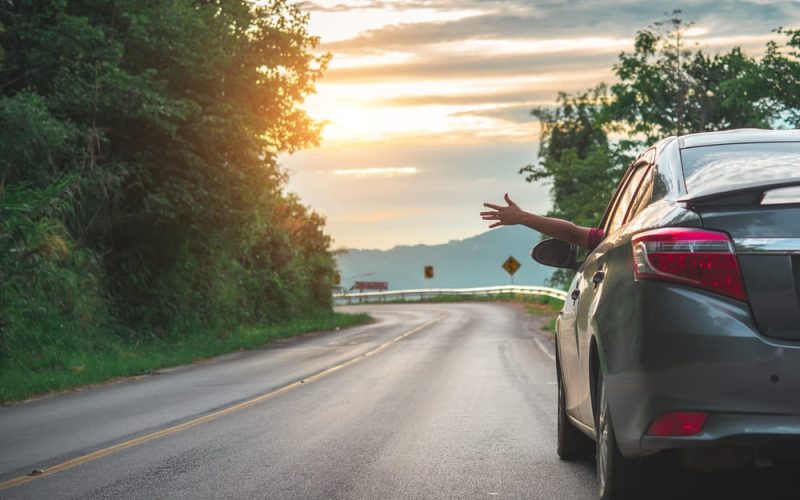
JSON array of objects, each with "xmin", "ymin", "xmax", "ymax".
[
  {"xmin": 572, "ymin": 156, "xmax": 654, "ymax": 425},
  {"xmin": 557, "ymin": 264, "xmax": 583, "ymax": 420}
]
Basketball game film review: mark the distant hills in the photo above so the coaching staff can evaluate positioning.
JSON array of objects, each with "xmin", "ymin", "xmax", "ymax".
[{"xmin": 335, "ymin": 226, "xmax": 553, "ymax": 291}]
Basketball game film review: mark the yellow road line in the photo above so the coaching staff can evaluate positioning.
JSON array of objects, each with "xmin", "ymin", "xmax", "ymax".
[{"xmin": 0, "ymin": 312, "xmax": 447, "ymax": 491}]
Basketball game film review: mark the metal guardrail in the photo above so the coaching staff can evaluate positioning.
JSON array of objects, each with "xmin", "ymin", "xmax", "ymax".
[{"xmin": 333, "ymin": 285, "xmax": 567, "ymax": 305}]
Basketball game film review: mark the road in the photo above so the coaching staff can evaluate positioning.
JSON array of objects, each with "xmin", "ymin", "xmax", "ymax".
[{"xmin": 0, "ymin": 302, "xmax": 798, "ymax": 499}]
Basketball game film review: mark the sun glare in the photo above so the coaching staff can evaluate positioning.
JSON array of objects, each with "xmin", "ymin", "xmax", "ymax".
[{"xmin": 334, "ymin": 167, "xmax": 418, "ymax": 177}]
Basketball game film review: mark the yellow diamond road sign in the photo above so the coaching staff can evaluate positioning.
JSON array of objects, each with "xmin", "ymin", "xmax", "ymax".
[{"xmin": 502, "ymin": 256, "xmax": 521, "ymax": 276}]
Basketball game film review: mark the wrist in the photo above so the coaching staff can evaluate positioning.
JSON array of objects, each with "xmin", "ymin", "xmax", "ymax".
[{"xmin": 518, "ymin": 211, "xmax": 537, "ymax": 227}]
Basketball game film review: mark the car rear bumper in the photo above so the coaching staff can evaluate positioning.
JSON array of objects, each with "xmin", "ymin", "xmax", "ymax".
[
  {"xmin": 602, "ymin": 282, "xmax": 800, "ymax": 458},
  {"xmin": 640, "ymin": 414, "xmax": 800, "ymax": 453}
]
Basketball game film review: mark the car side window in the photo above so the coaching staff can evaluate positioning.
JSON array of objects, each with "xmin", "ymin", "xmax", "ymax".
[
  {"xmin": 605, "ymin": 164, "xmax": 648, "ymax": 236},
  {"xmin": 626, "ymin": 166, "xmax": 654, "ymax": 224}
]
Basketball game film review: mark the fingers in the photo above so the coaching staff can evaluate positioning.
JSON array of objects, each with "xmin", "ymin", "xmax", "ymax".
[{"xmin": 482, "ymin": 196, "xmax": 517, "ymax": 229}]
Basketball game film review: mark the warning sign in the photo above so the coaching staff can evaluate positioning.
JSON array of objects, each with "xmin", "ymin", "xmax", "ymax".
[
  {"xmin": 502, "ymin": 256, "xmax": 521, "ymax": 276},
  {"xmin": 424, "ymin": 265, "xmax": 434, "ymax": 279}
]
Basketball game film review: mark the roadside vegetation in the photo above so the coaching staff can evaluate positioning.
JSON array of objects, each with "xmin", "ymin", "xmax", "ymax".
[
  {"xmin": 524, "ymin": 13, "xmax": 800, "ymax": 286},
  {"xmin": 0, "ymin": 1, "xmax": 361, "ymax": 403},
  {"xmin": 0, "ymin": 312, "xmax": 370, "ymax": 403}
]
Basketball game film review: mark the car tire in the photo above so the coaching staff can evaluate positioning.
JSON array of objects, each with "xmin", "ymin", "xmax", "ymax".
[
  {"xmin": 595, "ymin": 371, "xmax": 641, "ymax": 500},
  {"xmin": 557, "ymin": 357, "xmax": 594, "ymax": 460}
]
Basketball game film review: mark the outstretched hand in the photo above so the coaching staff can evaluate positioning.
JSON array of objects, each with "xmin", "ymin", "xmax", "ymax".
[{"xmin": 481, "ymin": 193, "xmax": 526, "ymax": 228}]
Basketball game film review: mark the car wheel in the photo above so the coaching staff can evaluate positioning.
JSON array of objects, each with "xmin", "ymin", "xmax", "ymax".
[
  {"xmin": 595, "ymin": 371, "xmax": 640, "ymax": 500},
  {"xmin": 557, "ymin": 358, "xmax": 593, "ymax": 460}
]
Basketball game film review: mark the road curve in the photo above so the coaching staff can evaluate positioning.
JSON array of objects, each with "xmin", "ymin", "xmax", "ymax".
[
  {"xmin": 2, "ymin": 302, "xmax": 798, "ymax": 499},
  {"xmin": 0, "ymin": 303, "xmax": 597, "ymax": 499}
]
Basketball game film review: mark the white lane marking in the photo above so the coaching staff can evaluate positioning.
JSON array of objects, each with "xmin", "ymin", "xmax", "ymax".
[{"xmin": 533, "ymin": 336, "xmax": 556, "ymax": 362}]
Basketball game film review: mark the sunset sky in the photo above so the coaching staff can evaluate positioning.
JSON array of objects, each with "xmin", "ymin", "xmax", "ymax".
[{"xmin": 281, "ymin": 0, "xmax": 799, "ymax": 250}]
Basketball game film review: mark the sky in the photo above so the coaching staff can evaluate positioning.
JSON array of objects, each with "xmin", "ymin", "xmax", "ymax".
[{"xmin": 280, "ymin": 0, "xmax": 800, "ymax": 250}]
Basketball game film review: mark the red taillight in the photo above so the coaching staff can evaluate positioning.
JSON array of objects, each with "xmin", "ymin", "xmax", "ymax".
[
  {"xmin": 647, "ymin": 411, "xmax": 708, "ymax": 436},
  {"xmin": 632, "ymin": 228, "xmax": 747, "ymax": 301}
]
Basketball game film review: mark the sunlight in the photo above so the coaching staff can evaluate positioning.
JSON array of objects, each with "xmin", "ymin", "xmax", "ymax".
[{"xmin": 334, "ymin": 167, "xmax": 418, "ymax": 177}]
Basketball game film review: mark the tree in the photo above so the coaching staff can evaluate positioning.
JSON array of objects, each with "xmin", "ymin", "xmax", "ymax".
[
  {"xmin": 520, "ymin": 86, "xmax": 626, "ymax": 228},
  {"xmin": 762, "ymin": 27, "xmax": 800, "ymax": 127},
  {"xmin": 0, "ymin": 0, "xmax": 336, "ymax": 365},
  {"xmin": 609, "ymin": 12, "xmax": 776, "ymax": 144},
  {"xmin": 522, "ymin": 14, "xmax": 800, "ymax": 286}
]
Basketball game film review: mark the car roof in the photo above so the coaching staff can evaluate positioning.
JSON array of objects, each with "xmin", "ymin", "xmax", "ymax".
[{"xmin": 677, "ymin": 128, "xmax": 800, "ymax": 149}]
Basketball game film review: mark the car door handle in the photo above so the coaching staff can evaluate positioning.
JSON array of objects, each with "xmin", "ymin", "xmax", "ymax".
[
  {"xmin": 571, "ymin": 289, "xmax": 580, "ymax": 300},
  {"xmin": 592, "ymin": 270, "xmax": 606, "ymax": 285}
]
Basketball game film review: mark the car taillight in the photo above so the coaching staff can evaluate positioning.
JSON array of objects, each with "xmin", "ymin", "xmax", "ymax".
[
  {"xmin": 647, "ymin": 411, "xmax": 708, "ymax": 436},
  {"xmin": 632, "ymin": 228, "xmax": 747, "ymax": 302}
]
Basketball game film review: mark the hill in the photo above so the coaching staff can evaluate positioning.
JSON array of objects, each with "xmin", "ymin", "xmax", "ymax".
[{"xmin": 336, "ymin": 226, "xmax": 554, "ymax": 291}]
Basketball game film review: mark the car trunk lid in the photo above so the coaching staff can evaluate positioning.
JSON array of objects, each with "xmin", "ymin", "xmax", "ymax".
[{"xmin": 689, "ymin": 202, "xmax": 800, "ymax": 341}]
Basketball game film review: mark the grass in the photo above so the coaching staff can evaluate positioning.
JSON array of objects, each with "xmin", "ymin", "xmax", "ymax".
[
  {"xmin": 526, "ymin": 302, "xmax": 560, "ymax": 332},
  {"xmin": 0, "ymin": 312, "xmax": 371, "ymax": 404}
]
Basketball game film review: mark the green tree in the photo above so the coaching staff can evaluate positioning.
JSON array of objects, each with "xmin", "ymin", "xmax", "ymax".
[
  {"xmin": 522, "ymin": 14, "xmax": 800, "ymax": 286},
  {"xmin": 762, "ymin": 27, "xmax": 800, "ymax": 127},
  {"xmin": 609, "ymin": 12, "xmax": 776, "ymax": 144},
  {"xmin": 520, "ymin": 86, "xmax": 626, "ymax": 228},
  {"xmin": 0, "ymin": 0, "xmax": 336, "ymax": 373}
]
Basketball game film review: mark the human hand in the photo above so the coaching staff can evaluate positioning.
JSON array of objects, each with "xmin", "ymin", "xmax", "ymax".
[{"xmin": 481, "ymin": 193, "xmax": 526, "ymax": 228}]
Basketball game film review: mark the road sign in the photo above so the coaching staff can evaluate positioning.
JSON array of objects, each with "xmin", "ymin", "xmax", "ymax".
[
  {"xmin": 333, "ymin": 273, "xmax": 341, "ymax": 286},
  {"xmin": 502, "ymin": 256, "xmax": 521, "ymax": 276},
  {"xmin": 424, "ymin": 265, "xmax": 434, "ymax": 279}
]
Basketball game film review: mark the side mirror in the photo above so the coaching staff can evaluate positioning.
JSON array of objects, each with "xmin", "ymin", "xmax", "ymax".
[{"xmin": 531, "ymin": 238, "xmax": 579, "ymax": 270}]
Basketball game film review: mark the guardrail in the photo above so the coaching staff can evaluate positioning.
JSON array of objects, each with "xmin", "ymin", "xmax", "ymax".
[{"xmin": 333, "ymin": 285, "xmax": 567, "ymax": 305}]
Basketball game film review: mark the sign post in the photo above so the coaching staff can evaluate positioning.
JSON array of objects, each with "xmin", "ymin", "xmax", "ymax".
[{"xmin": 502, "ymin": 256, "xmax": 521, "ymax": 285}]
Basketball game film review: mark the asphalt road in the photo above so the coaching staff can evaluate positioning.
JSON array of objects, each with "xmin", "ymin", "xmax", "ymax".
[{"xmin": 1, "ymin": 302, "xmax": 798, "ymax": 499}]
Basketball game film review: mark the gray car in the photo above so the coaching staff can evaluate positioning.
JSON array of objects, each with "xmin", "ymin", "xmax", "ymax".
[{"xmin": 533, "ymin": 129, "xmax": 800, "ymax": 499}]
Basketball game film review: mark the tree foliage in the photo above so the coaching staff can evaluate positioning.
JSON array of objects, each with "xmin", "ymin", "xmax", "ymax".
[
  {"xmin": 523, "ymin": 13, "xmax": 800, "ymax": 286},
  {"xmin": 0, "ymin": 0, "xmax": 334, "ymax": 370},
  {"xmin": 608, "ymin": 13, "xmax": 777, "ymax": 143},
  {"xmin": 520, "ymin": 86, "xmax": 626, "ymax": 228}
]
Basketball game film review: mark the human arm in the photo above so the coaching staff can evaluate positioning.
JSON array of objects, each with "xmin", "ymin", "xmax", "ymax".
[{"xmin": 481, "ymin": 193, "xmax": 595, "ymax": 250}]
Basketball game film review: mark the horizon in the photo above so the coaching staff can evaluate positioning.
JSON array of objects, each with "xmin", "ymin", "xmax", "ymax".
[{"xmin": 280, "ymin": 0, "xmax": 799, "ymax": 250}]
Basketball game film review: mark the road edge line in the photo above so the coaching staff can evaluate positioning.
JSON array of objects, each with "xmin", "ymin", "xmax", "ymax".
[{"xmin": 533, "ymin": 336, "xmax": 556, "ymax": 362}]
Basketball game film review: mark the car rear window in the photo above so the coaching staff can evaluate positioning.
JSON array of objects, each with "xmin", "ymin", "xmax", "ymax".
[{"xmin": 680, "ymin": 142, "xmax": 800, "ymax": 193}]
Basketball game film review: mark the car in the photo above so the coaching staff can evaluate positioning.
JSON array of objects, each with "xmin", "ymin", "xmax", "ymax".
[{"xmin": 532, "ymin": 129, "xmax": 800, "ymax": 499}]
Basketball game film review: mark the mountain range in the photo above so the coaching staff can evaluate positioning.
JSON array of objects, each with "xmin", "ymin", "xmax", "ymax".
[{"xmin": 335, "ymin": 226, "xmax": 553, "ymax": 291}]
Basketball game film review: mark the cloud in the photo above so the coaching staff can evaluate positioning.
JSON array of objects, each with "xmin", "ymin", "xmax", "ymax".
[
  {"xmin": 334, "ymin": 166, "xmax": 419, "ymax": 177},
  {"xmin": 349, "ymin": 208, "xmax": 431, "ymax": 224},
  {"xmin": 284, "ymin": 0, "xmax": 800, "ymax": 251},
  {"xmin": 451, "ymin": 105, "xmax": 539, "ymax": 125},
  {"xmin": 324, "ymin": 51, "xmax": 619, "ymax": 83},
  {"xmin": 321, "ymin": 1, "xmax": 796, "ymax": 53}
]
